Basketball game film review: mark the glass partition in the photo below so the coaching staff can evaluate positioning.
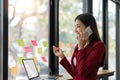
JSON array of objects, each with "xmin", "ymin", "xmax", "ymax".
[
  {"xmin": 93, "ymin": 0, "xmax": 103, "ymax": 39},
  {"xmin": 108, "ymin": 1, "xmax": 116, "ymax": 80},
  {"xmin": 8, "ymin": 0, "xmax": 49, "ymax": 79},
  {"xmin": 59, "ymin": 0, "xmax": 83, "ymax": 74}
]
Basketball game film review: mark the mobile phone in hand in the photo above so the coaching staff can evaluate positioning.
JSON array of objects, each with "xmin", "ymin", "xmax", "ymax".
[{"xmin": 85, "ymin": 26, "xmax": 93, "ymax": 37}]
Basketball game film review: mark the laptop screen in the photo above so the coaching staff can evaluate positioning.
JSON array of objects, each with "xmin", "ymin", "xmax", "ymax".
[{"xmin": 22, "ymin": 59, "xmax": 39, "ymax": 79}]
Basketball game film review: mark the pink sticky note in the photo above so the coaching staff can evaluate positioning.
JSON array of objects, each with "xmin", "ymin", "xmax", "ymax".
[
  {"xmin": 24, "ymin": 46, "xmax": 32, "ymax": 52},
  {"xmin": 31, "ymin": 40, "xmax": 38, "ymax": 46},
  {"xmin": 41, "ymin": 56, "xmax": 47, "ymax": 62}
]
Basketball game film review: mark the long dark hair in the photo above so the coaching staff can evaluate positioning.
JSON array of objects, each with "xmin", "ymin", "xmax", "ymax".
[
  {"xmin": 75, "ymin": 13, "xmax": 101, "ymax": 44},
  {"xmin": 75, "ymin": 13, "xmax": 105, "ymax": 67}
]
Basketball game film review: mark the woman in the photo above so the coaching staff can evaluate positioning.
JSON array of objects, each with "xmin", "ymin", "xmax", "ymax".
[{"xmin": 53, "ymin": 13, "xmax": 105, "ymax": 80}]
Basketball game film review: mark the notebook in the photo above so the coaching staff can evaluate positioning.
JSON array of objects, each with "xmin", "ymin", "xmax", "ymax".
[{"xmin": 22, "ymin": 59, "xmax": 58, "ymax": 80}]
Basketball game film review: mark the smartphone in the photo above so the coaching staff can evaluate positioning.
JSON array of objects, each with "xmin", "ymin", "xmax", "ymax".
[{"xmin": 85, "ymin": 26, "xmax": 93, "ymax": 37}]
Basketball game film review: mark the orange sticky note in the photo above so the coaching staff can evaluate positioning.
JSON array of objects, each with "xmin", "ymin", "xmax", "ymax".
[
  {"xmin": 59, "ymin": 42, "xmax": 62, "ymax": 48},
  {"xmin": 11, "ymin": 67, "xmax": 18, "ymax": 75},
  {"xmin": 38, "ymin": 47, "xmax": 42, "ymax": 54},
  {"xmin": 33, "ymin": 56, "xmax": 37, "ymax": 63},
  {"xmin": 66, "ymin": 43, "xmax": 70, "ymax": 48}
]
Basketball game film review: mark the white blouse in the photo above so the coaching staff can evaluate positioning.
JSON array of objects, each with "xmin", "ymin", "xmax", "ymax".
[{"xmin": 73, "ymin": 57, "xmax": 76, "ymax": 66}]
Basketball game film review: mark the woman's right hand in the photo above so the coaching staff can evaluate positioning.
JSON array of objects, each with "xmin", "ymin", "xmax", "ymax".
[
  {"xmin": 78, "ymin": 30, "xmax": 88, "ymax": 50},
  {"xmin": 52, "ymin": 46, "xmax": 65, "ymax": 59}
]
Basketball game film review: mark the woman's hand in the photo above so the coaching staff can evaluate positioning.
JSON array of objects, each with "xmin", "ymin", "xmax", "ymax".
[
  {"xmin": 53, "ymin": 46, "xmax": 65, "ymax": 59},
  {"xmin": 78, "ymin": 30, "xmax": 88, "ymax": 50}
]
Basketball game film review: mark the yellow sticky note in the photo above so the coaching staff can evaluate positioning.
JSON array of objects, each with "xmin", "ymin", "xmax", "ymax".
[
  {"xmin": 11, "ymin": 67, "xmax": 18, "ymax": 75},
  {"xmin": 59, "ymin": 42, "xmax": 62, "ymax": 48},
  {"xmin": 18, "ymin": 57, "xmax": 24, "ymax": 64},
  {"xmin": 36, "ymin": 65, "xmax": 40, "ymax": 72},
  {"xmin": 17, "ymin": 39, "xmax": 24, "ymax": 46},
  {"xmin": 38, "ymin": 47, "xmax": 42, "ymax": 54},
  {"xmin": 66, "ymin": 43, "xmax": 70, "ymax": 48},
  {"xmin": 33, "ymin": 56, "xmax": 37, "ymax": 63},
  {"xmin": 42, "ymin": 41, "xmax": 48, "ymax": 47},
  {"xmin": 66, "ymin": 51, "xmax": 71, "ymax": 56}
]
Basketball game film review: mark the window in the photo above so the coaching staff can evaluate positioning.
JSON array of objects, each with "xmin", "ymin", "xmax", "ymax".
[
  {"xmin": 8, "ymin": 0, "xmax": 49, "ymax": 79},
  {"xmin": 93, "ymin": 0, "xmax": 103, "ymax": 39},
  {"xmin": 108, "ymin": 1, "xmax": 116, "ymax": 80},
  {"xmin": 59, "ymin": 0, "xmax": 83, "ymax": 74}
]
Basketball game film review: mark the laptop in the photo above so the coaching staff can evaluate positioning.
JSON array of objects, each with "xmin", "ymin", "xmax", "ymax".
[{"xmin": 22, "ymin": 59, "xmax": 58, "ymax": 80}]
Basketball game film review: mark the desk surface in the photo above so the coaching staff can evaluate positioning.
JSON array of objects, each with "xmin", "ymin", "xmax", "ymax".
[
  {"xmin": 97, "ymin": 69, "xmax": 115, "ymax": 79},
  {"xmin": 57, "ymin": 69, "xmax": 115, "ymax": 80},
  {"xmin": 98, "ymin": 69, "xmax": 115, "ymax": 75}
]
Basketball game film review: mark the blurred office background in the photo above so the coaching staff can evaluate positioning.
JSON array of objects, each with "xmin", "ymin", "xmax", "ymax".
[{"xmin": 0, "ymin": 0, "xmax": 120, "ymax": 80}]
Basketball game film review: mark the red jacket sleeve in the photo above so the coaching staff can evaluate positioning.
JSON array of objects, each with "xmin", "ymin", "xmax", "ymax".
[
  {"xmin": 60, "ymin": 57, "xmax": 74, "ymax": 77},
  {"xmin": 76, "ymin": 42, "xmax": 105, "ymax": 76}
]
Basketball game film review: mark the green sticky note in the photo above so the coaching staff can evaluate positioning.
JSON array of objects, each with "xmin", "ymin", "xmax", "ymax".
[
  {"xmin": 42, "ymin": 41, "xmax": 48, "ymax": 47},
  {"xmin": 17, "ymin": 39, "xmax": 24, "ymax": 46},
  {"xmin": 18, "ymin": 57, "xmax": 24, "ymax": 64}
]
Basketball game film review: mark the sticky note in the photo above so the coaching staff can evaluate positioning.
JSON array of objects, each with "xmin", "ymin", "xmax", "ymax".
[
  {"xmin": 36, "ymin": 65, "xmax": 40, "ymax": 72},
  {"xmin": 18, "ymin": 57, "xmax": 24, "ymax": 64},
  {"xmin": 17, "ymin": 39, "xmax": 24, "ymax": 46},
  {"xmin": 66, "ymin": 43, "xmax": 70, "ymax": 48},
  {"xmin": 41, "ymin": 56, "xmax": 47, "ymax": 62},
  {"xmin": 24, "ymin": 46, "xmax": 32, "ymax": 52},
  {"xmin": 31, "ymin": 40, "xmax": 38, "ymax": 46},
  {"xmin": 66, "ymin": 51, "xmax": 70, "ymax": 56},
  {"xmin": 33, "ymin": 56, "xmax": 37, "ymax": 63},
  {"xmin": 38, "ymin": 47, "xmax": 42, "ymax": 54},
  {"xmin": 59, "ymin": 42, "xmax": 62, "ymax": 48},
  {"xmin": 11, "ymin": 67, "xmax": 18, "ymax": 75},
  {"xmin": 42, "ymin": 41, "xmax": 48, "ymax": 47}
]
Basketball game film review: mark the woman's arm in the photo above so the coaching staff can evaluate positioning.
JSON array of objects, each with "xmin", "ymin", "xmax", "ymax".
[{"xmin": 60, "ymin": 57, "xmax": 74, "ymax": 77}]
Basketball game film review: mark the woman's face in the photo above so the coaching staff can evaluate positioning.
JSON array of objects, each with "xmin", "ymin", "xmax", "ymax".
[{"xmin": 74, "ymin": 19, "xmax": 86, "ymax": 34}]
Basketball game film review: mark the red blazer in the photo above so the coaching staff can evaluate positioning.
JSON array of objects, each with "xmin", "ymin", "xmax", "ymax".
[{"xmin": 60, "ymin": 41, "xmax": 105, "ymax": 80}]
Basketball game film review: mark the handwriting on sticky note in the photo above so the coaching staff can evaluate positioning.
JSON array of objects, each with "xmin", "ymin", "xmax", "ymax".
[
  {"xmin": 42, "ymin": 41, "xmax": 48, "ymax": 47},
  {"xmin": 24, "ymin": 46, "xmax": 32, "ymax": 52},
  {"xmin": 38, "ymin": 47, "xmax": 42, "ymax": 54},
  {"xmin": 41, "ymin": 56, "xmax": 47, "ymax": 62},
  {"xmin": 11, "ymin": 67, "xmax": 18, "ymax": 75},
  {"xmin": 17, "ymin": 39, "xmax": 24, "ymax": 46},
  {"xmin": 31, "ymin": 40, "xmax": 38, "ymax": 46}
]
